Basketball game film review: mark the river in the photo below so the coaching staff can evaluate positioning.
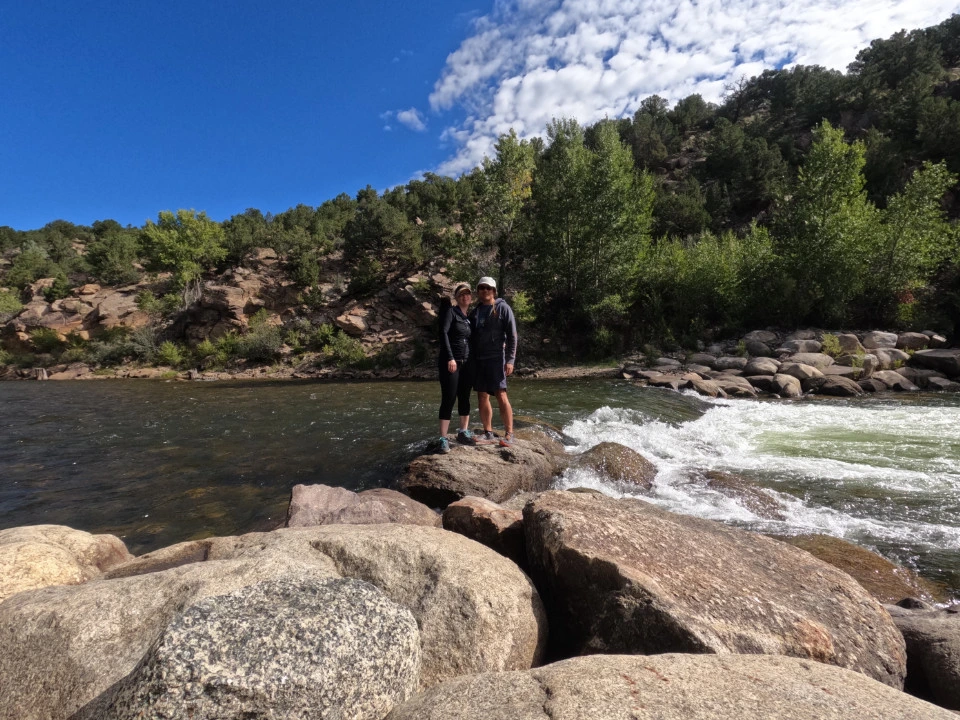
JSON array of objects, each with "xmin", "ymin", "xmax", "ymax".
[{"xmin": 2, "ymin": 378, "xmax": 958, "ymax": 596}]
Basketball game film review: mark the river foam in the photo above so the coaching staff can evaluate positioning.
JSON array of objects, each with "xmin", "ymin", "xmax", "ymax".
[{"xmin": 556, "ymin": 394, "xmax": 960, "ymax": 585}]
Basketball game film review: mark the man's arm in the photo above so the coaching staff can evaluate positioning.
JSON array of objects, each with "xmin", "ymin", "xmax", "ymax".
[{"xmin": 502, "ymin": 302, "xmax": 518, "ymax": 367}]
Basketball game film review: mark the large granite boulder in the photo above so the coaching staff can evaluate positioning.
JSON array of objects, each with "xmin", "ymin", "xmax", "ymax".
[
  {"xmin": 743, "ymin": 330, "xmax": 778, "ymax": 344},
  {"xmin": 286, "ymin": 484, "xmax": 440, "ymax": 527},
  {"xmin": 385, "ymin": 654, "xmax": 954, "ymax": 720},
  {"xmin": 0, "ymin": 555, "xmax": 338, "ymax": 720},
  {"xmin": 0, "ymin": 524, "xmax": 547, "ymax": 719},
  {"xmin": 886, "ymin": 604, "xmax": 960, "ymax": 710},
  {"xmin": 396, "ymin": 436, "xmax": 559, "ymax": 507},
  {"xmin": 778, "ymin": 535, "xmax": 943, "ymax": 604},
  {"xmin": 872, "ymin": 370, "xmax": 920, "ymax": 392},
  {"xmin": 803, "ymin": 375, "xmax": 864, "ymax": 396},
  {"xmin": 714, "ymin": 356, "xmax": 748, "ymax": 371},
  {"xmin": 912, "ymin": 349, "xmax": 960, "ymax": 376},
  {"xmin": 779, "ymin": 362, "xmax": 823, "ymax": 381},
  {"xmin": 874, "ymin": 347, "xmax": 911, "ymax": 370},
  {"xmin": 898, "ymin": 332, "xmax": 930, "ymax": 350},
  {"xmin": 0, "ymin": 525, "xmax": 132, "ymax": 602},
  {"xmin": 777, "ymin": 339, "xmax": 822, "ymax": 354},
  {"xmin": 442, "ymin": 496, "xmax": 525, "ymax": 567},
  {"xmin": 523, "ymin": 491, "xmax": 906, "ymax": 687},
  {"xmin": 572, "ymin": 442, "xmax": 657, "ymax": 490},
  {"xmin": 837, "ymin": 333, "xmax": 866, "ymax": 354},
  {"xmin": 75, "ymin": 578, "xmax": 421, "ymax": 720}
]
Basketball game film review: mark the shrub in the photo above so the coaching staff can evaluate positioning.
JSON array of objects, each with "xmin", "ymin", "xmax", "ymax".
[
  {"xmin": 194, "ymin": 338, "xmax": 216, "ymax": 359},
  {"xmin": 42, "ymin": 275, "xmax": 72, "ymax": 302},
  {"xmin": 736, "ymin": 340, "xmax": 748, "ymax": 357},
  {"xmin": 0, "ymin": 291, "xmax": 23, "ymax": 314},
  {"xmin": 322, "ymin": 332, "xmax": 366, "ymax": 367},
  {"xmin": 30, "ymin": 328, "xmax": 65, "ymax": 354},
  {"xmin": 820, "ymin": 333, "xmax": 842, "ymax": 357},
  {"xmin": 511, "ymin": 290, "xmax": 536, "ymax": 324},
  {"xmin": 0, "ymin": 348, "xmax": 12, "ymax": 365},
  {"xmin": 308, "ymin": 323, "xmax": 337, "ymax": 350},
  {"xmin": 235, "ymin": 309, "xmax": 283, "ymax": 362},
  {"xmin": 411, "ymin": 277, "xmax": 431, "ymax": 294},
  {"xmin": 156, "ymin": 341, "xmax": 185, "ymax": 367},
  {"xmin": 347, "ymin": 256, "xmax": 384, "ymax": 296}
]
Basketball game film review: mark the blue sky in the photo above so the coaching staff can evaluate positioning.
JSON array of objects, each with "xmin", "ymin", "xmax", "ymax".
[{"xmin": 3, "ymin": 0, "xmax": 958, "ymax": 230}]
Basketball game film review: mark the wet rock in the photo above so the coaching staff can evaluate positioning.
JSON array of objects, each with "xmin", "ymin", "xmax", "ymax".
[
  {"xmin": 442, "ymin": 496, "xmax": 525, "ymax": 567},
  {"xmin": 743, "ymin": 357, "xmax": 780, "ymax": 376},
  {"xmin": 648, "ymin": 374, "xmax": 688, "ymax": 390},
  {"xmin": 385, "ymin": 654, "xmax": 954, "ymax": 720},
  {"xmin": 702, "ymin": 471, "xmax": 785, "ymax": 520},
  {"xmin": 712, "ymin": 374, "xmax": 758, "ymax": 397},
  {"xmin": 573, "ymin": 442, "xmax": 657, "ymax": 490},
  {"xmin": 912, "ymin": 349, "xmax": 960, "ymax": 376},
  {"xmin": 0, "ymin": 525, "xmax": 132, "ymax": 602},
  {"xmin": 396, "ymin": 434, "xmax": 559, "ymax": 507},
  {"xmin": 771, "ymin": 373, "xmax": 803, "ymax": 397},
  {"xmin": 872, "ymin": 370, "xmax": 920, "ymax": 392},
  {"xmin": 523, "ymin": 491, "xmax": 905, "ymax": 687},
  {"xmin": 864, "ymin": 331, "xmax": 898, "ymax": 349},
  {"xmin": 689, "ymin": 376, "xmax": 723, "ymax": 397},
  {"xmin": 76, "ymin": 578, "xmax": 421, "ymax": 720},
  {"xmin": 779, "ymin": 535, "xmax": 944, "ymax": 605},
  {"xmin": 927, "ymin": 377, "xmax": 960, "ymax": 392},
  {"xmin": 886, "ymin": 604, "xmax": 960, "ymax": 710},
  {"xmin": 859, "ymin": 378, "xmax": 889, "ymax": 393},
  {"xmin": 898, "ymin": 332, "xmax": 931, "ymax": 351},
  {"xmin": 286, "ymin": 484, "xmax": 440, "ymax": 528},
  {"xmin": 803, "ymin": 375, "xmax": 864, "ymax": 396},
  {"xmin": 896, "ymin": 367, "xmax": 944, "ymax": 389}
]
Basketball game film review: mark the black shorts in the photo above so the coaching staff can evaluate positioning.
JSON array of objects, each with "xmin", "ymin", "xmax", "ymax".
[{"xmin": 474, "ymin": 357, "xmax": 507, "ymax": 394}]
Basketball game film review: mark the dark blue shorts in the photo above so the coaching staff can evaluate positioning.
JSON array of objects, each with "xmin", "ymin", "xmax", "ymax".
[{"xmin": 473, "ymin": 357, "xmax": 507, "ymax": 394}]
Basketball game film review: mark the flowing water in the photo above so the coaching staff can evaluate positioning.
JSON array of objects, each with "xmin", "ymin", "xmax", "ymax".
[{"xmin": 2, "ymin": 378, "xmax": 959, "ymax": 596}]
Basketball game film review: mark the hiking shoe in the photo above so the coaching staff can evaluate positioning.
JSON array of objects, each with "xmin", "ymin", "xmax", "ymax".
[
  {"xmin": 480, "ymin": 430, "xmax": 497, "ymax": 442},
  {"xmin": 499, "ymin": 431, "xmax": 515, "ymax": 448},
  {"xmin": 437, "ymin": 437, "xmax": 451, "ymax": 454},
  {"xmin": 456, "ymin": 429, "xmax": 476, "ymax": 445}
]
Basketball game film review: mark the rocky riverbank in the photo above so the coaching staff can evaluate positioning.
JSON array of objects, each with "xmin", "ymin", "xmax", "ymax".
[{"xmin": 2, "ymin": 427, "xmax": 959, "ymax": 719}]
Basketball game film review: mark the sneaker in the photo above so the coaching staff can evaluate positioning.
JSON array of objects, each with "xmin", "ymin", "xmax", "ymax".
[
  {"xmin": 499, "ymin": 431, "xmax": 515, "ymax": 447},
  {"xmin": 480, "ymin": 430, "xmax": 497, "ymax": 442},
  {"xmin": 456, "ymin": 429, "xmax": 476, "ymax": 445},
  {"xmin": 437, "ymin": 437, "xmax": 451, "ymax": 454}
]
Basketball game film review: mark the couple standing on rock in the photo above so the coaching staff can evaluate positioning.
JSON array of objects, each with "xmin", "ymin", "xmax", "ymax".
[{"xmin": 436, "ymin": 276, "xmax": 518, "ymax": 453}]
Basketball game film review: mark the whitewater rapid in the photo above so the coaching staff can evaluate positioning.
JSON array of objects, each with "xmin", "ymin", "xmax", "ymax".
[{"xmin": 556, "ymin": 393, "xmax": 960, "ymax": 575}]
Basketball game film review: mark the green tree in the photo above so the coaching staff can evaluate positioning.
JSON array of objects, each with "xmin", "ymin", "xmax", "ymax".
[
  {"xmin": 774, "ymin": 121, "xmax": 879, "ymax": 324},
  {"xmin": 344, "ymin": 186, "xmax": 422, "ymax": 265},
  {"xmin": 472, "ymin": 129, "xmax": 536, "ymax": 289},
  {"xmin": 141, "ymin": 210, "xmax": 227, "ymax": 307},
  {"xmin": 865, "ymin": 161, "xmax": 958, "ymax": 322},
  {"xmin": 86, "ymin": 224, "xmax": 141, "ymax": 285}
]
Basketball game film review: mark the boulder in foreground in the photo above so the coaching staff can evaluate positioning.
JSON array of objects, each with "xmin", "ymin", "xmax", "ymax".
[
  {"xmin": 76, "ymin": 578, "xmax": 421, "ymax": 720},
  {"xmin": 386, "ymin": 653, "xmax": 954, "ymax": 720},
  {"xmin": 523, "ymin": 491, "xmax": 906, "ymax": 687},
  {"xmin": 0, "ymin": 524, "xmax": 132, "ymax": 602}
]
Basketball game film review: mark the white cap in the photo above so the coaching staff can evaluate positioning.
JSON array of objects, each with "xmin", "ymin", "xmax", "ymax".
[{"xmin": 477, "ymin": 276, "xmax": 497, "ymax": 290}]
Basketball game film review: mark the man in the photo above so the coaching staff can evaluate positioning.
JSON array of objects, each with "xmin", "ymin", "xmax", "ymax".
[{"xmin": 469, "ymin": 276, "xmax": 517, "ymax": 447}]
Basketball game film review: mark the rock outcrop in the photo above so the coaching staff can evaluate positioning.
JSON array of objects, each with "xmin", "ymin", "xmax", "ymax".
[
  {"xmin": 523, "ymin": 491, "xmax": 906, "ymax": 687},
  {"xmin": 75, "ymin": 578, "xmax": 420, "ymax": 720},
  {"xmin": 571, "ymin": 441, "xmax": 657, "ymax": 490},
  {"xmin": 442, "ymin": 496, "xmax": 526, "ymax": 567},
  {"xmin": 385, "ymin": 653, "xmax": 955, "ymax": 720},
  {"xmin": 396, "ymin": 435, "xmax": 559, "ymax": 507}
]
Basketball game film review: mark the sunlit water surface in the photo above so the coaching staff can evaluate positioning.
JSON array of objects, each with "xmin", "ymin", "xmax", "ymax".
[{"xmin": 2, "ymin": 379, "xmax": 958, "ymax": 595}]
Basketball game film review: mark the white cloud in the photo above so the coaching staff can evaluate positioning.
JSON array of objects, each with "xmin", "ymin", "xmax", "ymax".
[
  {"xmin": 397, "ymin": 107, "xmax": 428, "ymax": 132},
  {"xmin": 430, "ymin": 0, "xmax": 960, "ymax": 175}
]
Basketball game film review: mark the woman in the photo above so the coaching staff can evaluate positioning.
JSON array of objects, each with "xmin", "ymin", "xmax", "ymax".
[{"xmin": 436, "ymin": 283, "xmax": 476, "ymax": 453}]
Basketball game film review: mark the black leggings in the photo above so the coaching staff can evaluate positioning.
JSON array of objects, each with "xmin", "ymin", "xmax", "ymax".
[{"xmin": 438, "ymin": 359, "xmax": 473, "ymax": 421}]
